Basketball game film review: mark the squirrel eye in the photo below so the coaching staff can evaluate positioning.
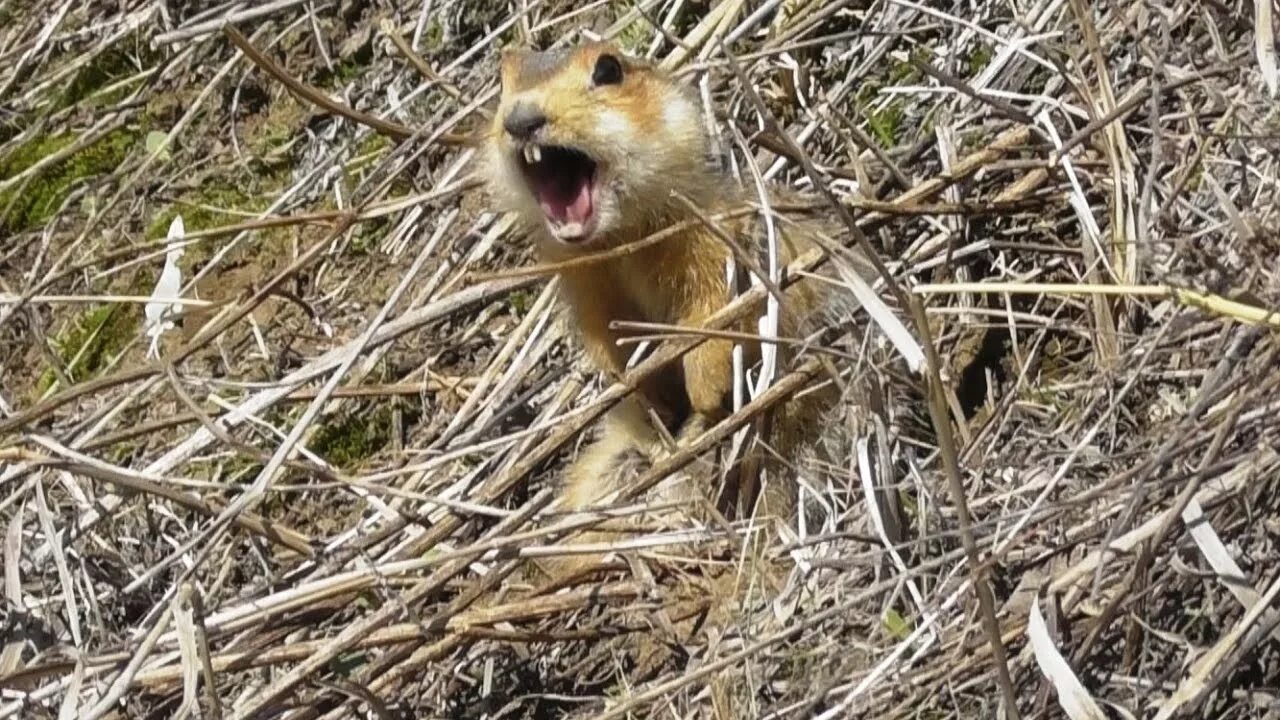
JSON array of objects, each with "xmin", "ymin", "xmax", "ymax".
[{"xmin": 592, "ymin": 54, "xmax": 624, "ymax": 86}]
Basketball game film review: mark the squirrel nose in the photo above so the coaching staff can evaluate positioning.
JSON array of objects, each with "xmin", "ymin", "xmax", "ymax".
[{"xmin": 503, "ymin": 103, "xmax": 547, "ymax": 140}]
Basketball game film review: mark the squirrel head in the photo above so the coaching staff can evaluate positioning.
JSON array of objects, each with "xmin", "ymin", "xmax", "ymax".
[{"xmin": 483, "ymin": 42, "xmax": 713, "ymax": 251}]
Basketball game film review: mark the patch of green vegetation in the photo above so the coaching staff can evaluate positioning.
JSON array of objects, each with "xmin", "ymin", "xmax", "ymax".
[
  {"xmin": 326, "ymin": 32, "xmax": 376, "ymax": 88},
  {"xmin": 888, "ymin": 56, "xmax": 922, "ymax": 85},
  {"xmin": 330, "ymin": 651, "xmax": 368, "ymax": 676},
  {"xmin": 143, "ymin": 167, "xmax": 290, "ymax": 270},
  {"xmin": 333, "ymin": 57, "xmax": 366, "ymax": 85},
  {"xmin": 615, "ymin": 14, "xmax": 652, "ymax": 52},
  {"xmin": 144, "ymin": 181, "xmax": 273, "ymax": 240},
  {"xmin": 310, "ymin": 406, "xmax": 395, "ymax": 468},
  {"xmin": 852, "ymin": 79, "xmax": 906, "ymax": 148},
  {"xmin": 966, "ymin": 43, "xmax": 995, "ymax": 76},
  {"xmin": 238, "ymin": 94, "xmax": 309, "ymax": 163},
  {"xmin": 347, "ymin": 215, "xmax": 390, "ymax": 255},
  {"xmin": 0, "ymin": 128, "xmax": 136, "ymax": 234},
  {"xmin": 508, "ymin": 288, "xmax": 534, "ymax": 315},
  {"xmin": 59, "ymin": 42, "xmax": 155, "ymax": 110},
  {"xmin": 867, "ymin": 100, "xmax": 905, "ymax": 147},
  {"xmin": 882, "ymin": 608, "xmax": 912, "ymax": 640},
  {"xmin": 35, "ymin": 303, "xmax": 139, "ymax": 396},
  {"xmin": 420, "ymin": 17, "xmax": 445, "ymax": 52},
  {"xmin": 343, "ymin": 132, "xmax": 394, "ymax": 184}
]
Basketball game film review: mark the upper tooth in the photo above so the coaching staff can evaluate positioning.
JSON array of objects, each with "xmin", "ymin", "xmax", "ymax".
[{"xmin": 524, "ymin": 144, "xmax": 541, "ymax": 164}]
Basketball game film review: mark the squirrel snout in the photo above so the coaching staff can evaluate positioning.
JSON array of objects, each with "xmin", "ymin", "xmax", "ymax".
[{"xmin": 503, "ymin": 102, "xmax": 547, "ymax": 140}]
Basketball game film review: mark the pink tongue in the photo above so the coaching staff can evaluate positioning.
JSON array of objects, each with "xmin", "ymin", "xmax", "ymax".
[{"xmin": 536, "ymin": 175, "xmax": 592, "ymax": 225}]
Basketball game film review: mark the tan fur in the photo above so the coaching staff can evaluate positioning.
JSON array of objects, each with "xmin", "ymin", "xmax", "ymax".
[{"xmin": 482, "ymin": 42, "xmax": 853, "ymax": 579}]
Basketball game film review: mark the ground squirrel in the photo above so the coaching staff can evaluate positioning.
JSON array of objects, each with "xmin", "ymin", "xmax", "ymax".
[{"xmin": 482, "ymin": 41, "xmax": 857, "ymax": 531}]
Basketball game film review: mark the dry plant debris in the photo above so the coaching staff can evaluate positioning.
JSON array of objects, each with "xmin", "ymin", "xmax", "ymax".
[{"xmin": 2, "ymin": 1, "xmax": 1280, "ymax": 718}]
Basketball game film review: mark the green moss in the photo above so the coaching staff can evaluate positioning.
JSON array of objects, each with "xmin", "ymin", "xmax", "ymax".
[
  {"xmin": 888, "ymin": 56, "xmax": 922, "ymax": 85},
  {"xmin": 343, "ymin": 132, "xmax": 393, "ymax": 183},
  {"xmin": 59, "ymin": 44, "xmax": 153, "ymax": 110},
  {"xmin": 508, "ymin": 289, "xmax": 534, "ymax": 315},
  {"xmin": 615, "ymin": 14, "xmax": 652, "ymax": 51},
  {"xmin": 966, "ymin": 43, "xmax": 994, "ymax": 76},
  {"xmin": 420, "ymin": 18, "xmax": 445, "ymax": 52},
  {"xmin": 35, "ymin": 302, "xmax": 140, "ymax": 396},
  {"xmin": 0, "ymin": 128, "xmax": 136, "ymax": 234},
  {"xmin": 145, "ymin": 181, "xmax": 273, "ymax": 240},
  {"xmin": 347, "ymin": 215, "xmax": 390, "ymax": 255},
  {"xmin": 310, "ymin": 406, "xmax": 394, "ymax": 468},
  {"xmin": 882, "ymin": 608, "xmax": 912, "ymax": 640},
  {"xmin": 867, "ymin": 100, "xmax": 904, "ymax": 147},
  {"xmin": 143, "ymin": 170, "xmax": 288, "ymax": 270}
]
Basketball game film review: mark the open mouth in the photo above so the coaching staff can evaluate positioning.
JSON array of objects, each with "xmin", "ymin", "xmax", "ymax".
[{"xmin": 516, "ymin": 144, "xmax": 598, "ymax": 241}]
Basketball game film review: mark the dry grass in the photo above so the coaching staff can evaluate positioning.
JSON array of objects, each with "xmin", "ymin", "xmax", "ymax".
[{"xmin": 2, "ymin": 1, "xmax": 1280, "ymax": 718}]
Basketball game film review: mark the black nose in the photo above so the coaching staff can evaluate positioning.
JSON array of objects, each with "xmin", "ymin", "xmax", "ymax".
[{"xmin": 503, "ymin": 103, "xmax": 546, "ymax": 139}]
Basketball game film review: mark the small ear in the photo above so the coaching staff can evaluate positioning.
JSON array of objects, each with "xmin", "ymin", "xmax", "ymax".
[{"xmin": 499, "ymin": 49, "xmax": 528, "ymax": 91}]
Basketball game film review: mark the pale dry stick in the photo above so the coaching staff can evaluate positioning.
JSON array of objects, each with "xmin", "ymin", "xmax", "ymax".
[
  {"xmin": 532, "ymin": 0, "xmax": 613, "ymax": 36},
  {"xmin": 0, "ymin": 180, "xmax": 492, "ymax": 438},
  {"xmin": 1152, "ymin": 570, "xmax": 1280, "ymax": 719},
  {"xmin": 437, "ymin": 279, "xmax": 561, "ymax": 447},
  {"xmin": 228, "ymin": 488, "xmax": 555, "ymax": 720},
  {"xmin": 0, "ymin": 294, "xmax": 216, "ymax": 307},
  {"xmin": 188, "ymin": 589, "xmax": 221, "ymax": 720},
  {"xmin": 0, "ymin": 503, "xmax": 22, "ymax": 677},
  {"xmin": 721, "ymin": 0, "xmax": 786, "ymax": 47},
  {"xmin": 908, "ymin": 296, "xmax": 1020, "ymax": 719},
  {"xmin": 223, "ymin": 25, "xmax": 469, "ymax": 146},
  {"xmin": 0, "ymin": 0, "xmax": 71, "ymax": 100},
  {"xmin": 24, "ymin": 435, "xmax": 313, "ymax": 556},
  {"xmin": 76, "ymin": 594, "xmax": 174, "ymax": 720},
  {"xmin": 152, "ymin": 0, "xmax": 312, "ymax": 45},
  {"xmin": 233, "ymin": 295, "xmax": 829, "ymax": 717},
  {"xmin": 696, "ymin": 0, "xmax": 750, "ymax": 65},
  {"xmin": 138, "ymin": 207, "xmax": 456, "ymax": 596},
  {"xmin": 913, "ymin": 281, "xmax": 1280, "ymax": 328},
  {"xmin": 658, "ymin": 0, "xmax": 736, "ymax": 71},
  {"xmin": 131, "ymin": 583, "xmax": 645, "ymax": 688},
  {"xmin": 610, "ymin": 320, "xmax": 860, "ymax": 362},
  {"xmin": 1068, "ymin": 0, "xmax": 1140, "ymax": 287},
  {"xmin": 32, "ymin": 476, "xmax": 81, "ymax": 647}
]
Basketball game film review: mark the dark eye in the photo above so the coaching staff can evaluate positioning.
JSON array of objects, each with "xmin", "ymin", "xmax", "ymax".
[{"xmin": 592, "ymin": 54, "xmax": 624, "ymax": 86}]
